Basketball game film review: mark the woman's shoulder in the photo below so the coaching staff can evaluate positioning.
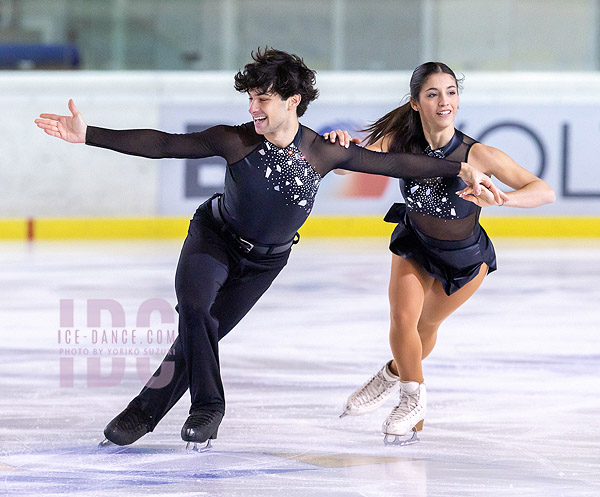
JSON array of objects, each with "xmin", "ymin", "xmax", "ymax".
[
  {"xmin": 467, "ymin": 139, "xmax": 513, "ymax": 174},
  {"xmin": 455, "ymin": 129, "xmax": 477, "ymax": 146}
]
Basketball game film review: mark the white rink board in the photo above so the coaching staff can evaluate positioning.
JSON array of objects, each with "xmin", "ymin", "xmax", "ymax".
[{"xmin": 2, "ymin": 71, "xmax": 600, "ymax": 218}]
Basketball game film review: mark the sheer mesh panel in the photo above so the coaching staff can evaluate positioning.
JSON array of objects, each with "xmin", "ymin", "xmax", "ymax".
[
  {"xmin": 87, "ymin": 123, "xmax": 462, "ymax": 179},
  {"xmin": 393, "ymin": 131, "xmax": 481, "ymax": 241}
]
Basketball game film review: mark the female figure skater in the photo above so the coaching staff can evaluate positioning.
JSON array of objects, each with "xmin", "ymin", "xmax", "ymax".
[{"xmin": 329, "ymin": 62, "xmax": 555, "ymax": 445}]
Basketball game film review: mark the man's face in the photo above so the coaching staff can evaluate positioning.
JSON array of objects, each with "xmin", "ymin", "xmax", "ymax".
[{"xmin": 247, "ymin": 88, "xmax": 298, "ymax": 136}]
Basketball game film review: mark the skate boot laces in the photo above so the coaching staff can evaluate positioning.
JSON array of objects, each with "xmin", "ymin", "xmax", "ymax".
[
  {"xmin": 358, "ymin": 373, "xmax": 393, "ymax": 406},
  {"xmin": 388, "ymin": 388, "xmax": 421, "ymax": 423},
  {"xmin": 383, "ymin": 382, "xmax": 426, "ymax": 435},
  {"xmin": 341, "ymin": 362, "xmax": 400, "ymax": 417},
  {"xmin": 115, "ymin": 406, "xmax": 151, "ymax": 432},
  {"xmin": 182, "ymin": 409, "xmax": 223, "ymax": 452},
  {"xmin": 101, "ymin": 404, "xmax": 152, "ymax": 447},
  {"xmin": 185, "ymin": 409, "xmax": 221, "ymax": 428},
  {"xmin": 182, "ymin": 409, "xmax": 223, "ymax": 442}
]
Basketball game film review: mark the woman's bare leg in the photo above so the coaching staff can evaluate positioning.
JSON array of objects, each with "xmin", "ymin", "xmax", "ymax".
[{"xmin": 388, "ymin": 259, "xmax": 488, "ymax": 380}]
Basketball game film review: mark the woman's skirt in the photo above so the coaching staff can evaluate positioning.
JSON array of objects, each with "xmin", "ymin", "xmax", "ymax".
[{"xmin": 385, "ymin": 203, "xmax": 497, "ymax": 296}]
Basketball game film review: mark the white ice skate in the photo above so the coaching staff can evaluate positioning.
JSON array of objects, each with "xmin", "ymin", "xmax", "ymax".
[
  {"xmin": 340, "ymin": 361, "xmax": 400, "ymax": 418},
  {"xmin": 382, "ymin": 381, "xmax": 426, "ymax": 446}
]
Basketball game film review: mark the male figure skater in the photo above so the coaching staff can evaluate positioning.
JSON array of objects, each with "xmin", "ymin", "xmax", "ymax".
[{"xmin": 36, "ymin": 48, "xmax": 502, "ymax": 449}]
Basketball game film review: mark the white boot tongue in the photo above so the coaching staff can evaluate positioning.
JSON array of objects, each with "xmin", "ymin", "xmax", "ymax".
[
  {"xmin": 400, "ymin": 381, "xmax": 420, "ymax": 394},
  {"xmin": 382, "ymin": 362, "xmax": 399, "ymax": 382}
]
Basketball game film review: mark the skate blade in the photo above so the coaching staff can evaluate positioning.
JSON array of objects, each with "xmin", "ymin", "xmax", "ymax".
[
  {"xmin": 186, "ymin": 439, "xmax": 212, "ymax": 452},
  {"xmin": 383, "ymin": 430, "xmax": 420, "ymax": 446},
  {"xmin": 383, "ymin": 420, "xmax": 423, "ymax": 447},
  {"xmin": 339, "ymin": 406, "xmax": 364, "ymax": 418},
  {"xmin": 98, "ymin": 438, "xmax": 115, "ymax": 448}
]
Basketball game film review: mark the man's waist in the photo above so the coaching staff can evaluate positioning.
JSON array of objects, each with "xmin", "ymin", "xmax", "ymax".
[{"xmin": 210, "ymin": 194, "xmax": 299, "ymax": 255}]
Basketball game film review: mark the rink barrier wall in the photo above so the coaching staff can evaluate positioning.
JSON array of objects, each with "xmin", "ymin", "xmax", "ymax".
[
  {"xmin": 3, "ymin": 71, "xmax": 600, "ymax": 220},
  {"xmin": 1, "ymin": 216, "xmax": 600, "ymax": 241}
]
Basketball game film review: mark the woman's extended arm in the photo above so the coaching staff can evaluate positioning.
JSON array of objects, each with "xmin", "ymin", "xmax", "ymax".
[{"xmin": 464, "ymin": 144, "xmax": 555, "ymax": 208}]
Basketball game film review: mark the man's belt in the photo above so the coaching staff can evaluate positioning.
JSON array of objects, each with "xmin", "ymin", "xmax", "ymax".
[{"xmin": 210, "ymin": 195, "xmax": 299, "ymax": 255}]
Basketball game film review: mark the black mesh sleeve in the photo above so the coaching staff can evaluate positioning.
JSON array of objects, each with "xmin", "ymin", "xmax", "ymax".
[
  {"xmin": 339, "ymin": 143, "xmax": 461, "ymax": 178},
  {"xmin": 301, "ymin": 128, "xmax": 461, "ymax": 179},
  {"xmin": 85, "ymin": 124, "xmax": 257, "ymax": 163}
]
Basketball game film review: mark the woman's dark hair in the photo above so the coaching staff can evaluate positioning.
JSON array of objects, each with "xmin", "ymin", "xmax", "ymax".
[
  {"xmin": 363, "ymin": 62, "xmax": 461, "ymax": 153},
  {"xmin": 234, "ymin": 47, "xmax": 319, "ymax": 117}
]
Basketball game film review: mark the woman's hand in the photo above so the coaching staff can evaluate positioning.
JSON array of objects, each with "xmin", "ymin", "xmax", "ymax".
[
  {"xmin": 323, "ymin": 129, "xmax": 361, "ymax": 148},
  {"xmin": 457, "ymin": 163, "xmax": 508, "ymax": 204},
  {"xmin": 459, "ymin": 185, "xmax": 507, "ymax": 207}
]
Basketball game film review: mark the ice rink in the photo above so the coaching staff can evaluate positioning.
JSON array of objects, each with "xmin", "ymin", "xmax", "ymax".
[{"xmin": 1, "ymin": 237, "xmax": 599, "ymax": 496}]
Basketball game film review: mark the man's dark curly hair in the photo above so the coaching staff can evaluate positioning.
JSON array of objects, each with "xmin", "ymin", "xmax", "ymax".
[{"xmin": 234, "ymin": 47, "xmax": 319, "ymax": 117}]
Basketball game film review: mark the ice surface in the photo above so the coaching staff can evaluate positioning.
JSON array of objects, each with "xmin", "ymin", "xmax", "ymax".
[{"xmin": 1, "ymin": 238, "xmax": 599, "ymax": 496}]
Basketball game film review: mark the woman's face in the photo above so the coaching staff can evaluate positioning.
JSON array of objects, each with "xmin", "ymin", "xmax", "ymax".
[{"xmin": 411, "ymin": 72, "xmax": 459, "ymax": 131}]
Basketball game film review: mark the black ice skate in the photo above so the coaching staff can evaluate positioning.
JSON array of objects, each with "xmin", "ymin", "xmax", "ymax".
[
  {"xmin": 181, "ymin": 409, "xmax": 223, "ymax": 452},
  {"xmin": 99, "ymin": 404, "xmax": 152, "ymax": 447}
]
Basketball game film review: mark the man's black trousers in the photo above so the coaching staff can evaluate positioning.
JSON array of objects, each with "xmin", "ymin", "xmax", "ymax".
[{"xmin": 131, "ymin": 200, "xmax": 290, "ymax": 428}]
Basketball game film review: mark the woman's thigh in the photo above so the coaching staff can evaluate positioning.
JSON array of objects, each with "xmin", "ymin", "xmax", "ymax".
[{"xmin": 419, "ymin": 263, "xmax": 488, "ymax": 329}]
